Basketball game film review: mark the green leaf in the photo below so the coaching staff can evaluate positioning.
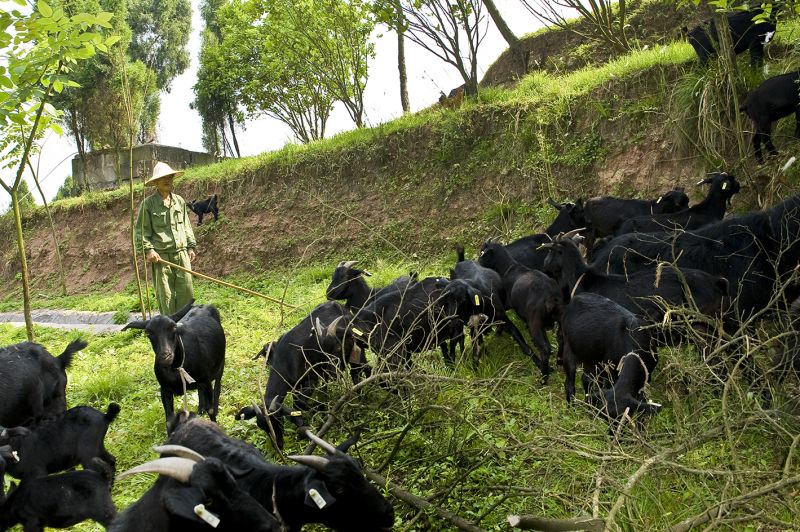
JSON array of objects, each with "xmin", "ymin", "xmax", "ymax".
[
  {"xmin": 0, "ymin": 76, "xmax": 12, "ymax": 89},
  {"xmin": 95, "ymin": 41, "xmax": 107, "ymax": 53},
  {"xmin": 49, "ymin": 122, "xmax": 63, "ymax": 135},
  {"xmin": 96, "ymin": 11, "xmax": 113, "ymax": 28},
  {"xmin": 105, "ymin": 35, "xmax": 120, "ymax": 47},
  {"xmin": 38, "ymin": 1, "xmax": 53, "ymax": 18},
  {"xmin": 9, "ymin": 112, "xmax": 27, "ymax": 125},
  {"xmin": 52, "ymin": 79, "xmax": 63, "ymax": 92},
  {"xmin": 12, "ymin": 0, "xmax": 26, "ymax": 5}
]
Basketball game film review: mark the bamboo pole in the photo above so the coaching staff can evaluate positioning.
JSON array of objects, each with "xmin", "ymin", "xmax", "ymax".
[{"xmin": 154, "ymin": 258, "xmax": 298, "ymax": 309}]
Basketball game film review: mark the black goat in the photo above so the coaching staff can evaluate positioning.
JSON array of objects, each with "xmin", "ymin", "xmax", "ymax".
[
  {"xmin": 583, "ymin": 187, "xmax": 689, "ymax": 247},
  {"xmin": 0, "ymin": 403, "xmax": 119, "ymax": 481},
  {"xmin": 122, "ymin": 301, "xmax": 226, "ymax": 428},
  {"xmin": 687, "ymin": 9, "xmax": 775, "ymax": 66},
  {"xmin": 0, "ymin": 455, "xmax": 116, "ymax": 531},
  {"xmin": 326, "ymin": 260, "xmax": 417, "ymax": 310},
  {"xmin": 188, "ymin": 194, "xmax": 219, "ymax": 225},
  {"xmin": 351, "ymin": 276, "xmax": 468, "ymax": 371},
  {"xmin": 615, "ymin": 173, "xmax": 740, "ymax": 236},
  {"xmin": 0, "ymin": 339, "xmax": 84, "ymax": 428},
  {"xmin": 587, "ymin": 352, "xmax": 663, "ymax": 420},
  {"xmin": 236, "ymin": 301, "xmax": 363, "ymax": 449},
  {"xmin": 478, "ymin": 241, "xmax": 562, "ymax": 378},
  {"xmin": 740, "ymin": 71, "xmax": 800, "ymax": 163},
  {"xmin": 545, "ymin": 198, "xmax": 587, "ymax": 236},
  {"xmin": 559, "ymin": 293, "xmax": 656, "ymax": 404},
  {"xmin": 542, "ymin": 234, "xmax": 729, "ymax": 323},
  {"xmin": 449, "ymin": 245, "xmax": 538, "ymax": 366},
  {"xmin": 593, "ymin": 193, "xmax": 800, "ymax": 319},
  {"xmin": 111, "ymin": 445, "xmax": 279, "ymax": 531},
  {"xmin": 167, "ymin": 413, "xmax": 395, "ymax": 532}
]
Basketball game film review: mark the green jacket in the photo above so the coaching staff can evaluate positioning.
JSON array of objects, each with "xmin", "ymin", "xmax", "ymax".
[{"xmin": 134, "ymin": 193, "xmax": 197, "ymax": 254}]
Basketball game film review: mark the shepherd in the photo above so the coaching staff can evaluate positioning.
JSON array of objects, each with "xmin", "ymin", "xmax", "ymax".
[{"xmin": 134, "ymin": 162, "xmax": 198, "ymax": 315}]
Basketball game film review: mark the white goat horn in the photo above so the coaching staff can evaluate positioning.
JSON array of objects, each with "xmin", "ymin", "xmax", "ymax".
[
  {"xmin": 153, "ymin": 445, "xmax": 205, "ymax": 463},
  {"xmin": 326, "ymin": 316, "xmax": 343, "ymax": 338},
  {"xmin": 315, "ymin": 317, "xmax": 325, "ymax": 338},
  {"xmin": 342, "ymin": 260, "xmax": 359, "ymax": 269},
  {"xmin": 288, "ymin": 455, "xmax": 331, "ymax": 471},
  {"xmin": 117, "ymin": 457, "xmax": 196, "ymax": 483}
]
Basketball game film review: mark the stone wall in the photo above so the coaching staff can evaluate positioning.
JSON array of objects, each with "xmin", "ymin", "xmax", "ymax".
[{"xmin": 71, "ymin": 144, "xmax": 218, "ymax": 191}]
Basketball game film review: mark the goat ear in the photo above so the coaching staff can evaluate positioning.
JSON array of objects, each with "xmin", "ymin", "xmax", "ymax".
[
  {"xmin": 449, "ymin": 268, "xmax": 456, "ymax": 280},
  {"xmin": 336, "ymin": 428, "xmax": 362, "ymax": 453},
  {"xmin": 303, "ymin": 479, "xmax": 337, "ymax": 509},
  {"xmin": 121, "ymin": 320, "xmax": 148, "ymax": 331},
  {"xmin": 162, "ymin": 485, "xmax": 211, "ymax": 524},
  {"xmin": 170, "ymin": 299, "xmax": 195, "ymax": 322}
]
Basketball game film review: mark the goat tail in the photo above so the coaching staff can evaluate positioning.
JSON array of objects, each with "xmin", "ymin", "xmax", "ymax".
[
  {"xmin": 58, "ymin": 339, "xmax": 87, "ymax": 369},
  {"xmin": 105, "ymin": 402, "xmax": 121, "ymax": 423},
  {"xmin": 455, "ymin": 244, "xmax": 466, "ymax": 263}
]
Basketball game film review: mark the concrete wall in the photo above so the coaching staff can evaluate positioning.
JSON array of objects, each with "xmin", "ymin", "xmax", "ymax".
[{"xmin": 71, "ymin": 144, "xmax": 218, "ymax": 191}]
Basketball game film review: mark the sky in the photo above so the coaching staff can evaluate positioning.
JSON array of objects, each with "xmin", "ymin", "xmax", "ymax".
[{"xmin": 3, "ymin": 0, "xmax": 543, "ymax": 211}]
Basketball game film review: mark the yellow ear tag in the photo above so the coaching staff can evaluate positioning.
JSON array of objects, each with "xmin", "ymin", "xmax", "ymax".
[
  {"xmin": 309, "ymin": 488, "xmax": 327, "ymax": 509},
  {"xmin": 722, "ymin": 182, "xmax": 728, "ymax": 190},
  {"xmin": 474, "ymin": 294, "xmax": 481, "ymax": 306},
  {"xmin": 194, "ymin": 504, "xmax": 221, "ymax": 528},
  {"xmin": 656, "ymin": 197, "xmax": 662, "ymax": 203},
  {"xmin": 352, "ymin": 327, "xmax": 363, "ymax": 337},
  {"xmin": 290, "ymin": 410, "xmax": 302, "ymax": 416}
]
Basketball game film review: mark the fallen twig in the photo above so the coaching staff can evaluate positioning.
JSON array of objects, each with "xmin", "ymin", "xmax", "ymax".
[{"xmin": 507, "ymin": 514, "xmax": 603, "ymax": 531}]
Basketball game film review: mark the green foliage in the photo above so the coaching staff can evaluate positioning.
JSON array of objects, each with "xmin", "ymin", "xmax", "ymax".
[{"xmin": 54, "ymin": 174, "xmax": 76, "ymax": 201}]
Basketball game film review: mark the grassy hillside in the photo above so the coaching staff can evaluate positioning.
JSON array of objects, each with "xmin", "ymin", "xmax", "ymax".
[{"xmin": 2, "ymin": 3, "xmax": 800, "ymax": 530}]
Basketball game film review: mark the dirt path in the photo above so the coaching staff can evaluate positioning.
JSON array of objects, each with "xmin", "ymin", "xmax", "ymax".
[{"xmin": 0, "ymin": 309, "xmax": 133, "ymax": 334}]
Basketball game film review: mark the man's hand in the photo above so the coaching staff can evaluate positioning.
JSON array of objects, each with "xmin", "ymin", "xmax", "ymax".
[
  {"xmin": 188, "ymin": 249, "xmax": 197, "ymax": 262},
  {"xmin": 146, "ymin": 250, "xmax": 161, "ymax": 263}
]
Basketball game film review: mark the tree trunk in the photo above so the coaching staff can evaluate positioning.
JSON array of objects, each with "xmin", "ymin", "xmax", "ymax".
[
  {"xmin": 482, "ymin": 0, "xmax": 519, "ymax": 48},
  {"xmin": 227, "ymin": 113, "xmax": 241, "ymax": 157},
  {"xmin": 11, "ymin": 189, "xmax": 34, "ymax": 341},
  {"xmin": 395, "ymin": 1, "xmax": 410, "ymax": 113}
]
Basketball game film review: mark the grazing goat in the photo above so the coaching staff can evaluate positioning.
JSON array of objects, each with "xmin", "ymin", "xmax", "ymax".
[
  {"xmin": 587, "ymin": 352, "xmax": 663, "ymax": 420},
  {"xmin": 0, "ymin": 403, "xmax": 119, "ymax": 481},
  {"xmin": 111, "ymin": 445, "xmax": 279, "ymax": 531},
  {"xmin": 583, "ymin": 187, "xmax": 689, "ymax": 248},
  {"xmin": 326, "ymin": 260, "xmax": 417, "ymax": 310},
  {"xmin": 559, "ymin": 293, "xmax": 656, "ymax": 404},
  {"xmin": 449, "ymin": 245, "xmax": 538, "ymax": 366},
  {"xmin": 593, "ymin": 192, "xmax": 800, "ymax": 319},
  {"xmin": 351, "ymin": 276, "xmax": 468, "ymax": 371},
  {"xmin": 687, "ymin": 9, "xmax": 775, "ymax": 66},
  {"xmin": 0, "ymin": 455, "xmax": 116, "ymax": 531},
  {"xmin": 439, "ymin": 84, "xmax": 465, "ymax": 109},
  {"xmin": 616, "ymin": 173, "xmax": 740, "ymax": 235},
  {"xmin": 0, "ymin": 339, "xmax": 84, "ymax": 427},
  {"xmin": 188, "ymin": 194, "xmax": 219, "ymax": 225},
  {"xmin": 478, "ymin": 241, "xmax": 562, "ymax": 378},
  {"xmin": 236, "ymin": 301, "xmax": 363, "ymax": 449},
  {"xmin": 541, "ymin": 234, "xmax": 729, "ymax": 323},
  {"xmin": 166, "ymin": 413, "xmax": 395, "ymax": 532},
  {"xmin": 122, "ymin": 301, "xmax": 225, "ymax": 429},
  {"xmin": 740, "ymin": 71, "xmax": 800, "ymax": 163}
]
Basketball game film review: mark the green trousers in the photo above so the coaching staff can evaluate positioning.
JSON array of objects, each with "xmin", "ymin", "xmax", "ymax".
[{"xmin": 151, "ymin": 249, "xmax": 194, "ymax": 315}]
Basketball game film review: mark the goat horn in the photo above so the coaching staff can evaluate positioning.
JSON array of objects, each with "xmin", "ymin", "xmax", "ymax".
[
  {"xmin": 314, "ymin": 317, "xmax": 325, "ymax": 338},
  {"xmin": 342, "ymin": 260, "xmax": 358, "ymax": 269},
  {"xmin": 153, "ymin": 445, "xmax": 205, "ymax": 463},
  {"xmin": 361, "ymin": 269, "xmax": 372, "ymax": 277},
  {"xmin": 326, "ymin": 316, "xmax": 343, "ymax": 337},
  {"xmin": 301, "ymin": 430, "xmax": 339, "ymax": 455},
  {"xmin": 547, "ymin": 198, "xmax": 562, "ymax": 208},
  {"xmin": 537, "ymin": 243, "xmax": 555, "ymax": 250},
  {"xmin": 267, "ymin": 397, "xmax": 282, "ymax": 414},
  {"xmin": 287, "ymin": 455, "xmax": 330, "ymax": 471},
  {"xmin": 117, "ymin": 457, "xmax": 196, "ymax": 483},
  {"xmin": 560, "ymin": 228, "xmax": 585, "ymax": 240},
  {"xmin": 337, "ymin": 261, "xmax": 345, "ymax": 268}
]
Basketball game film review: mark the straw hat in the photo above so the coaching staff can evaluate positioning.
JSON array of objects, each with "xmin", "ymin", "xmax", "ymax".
[{"xmin": 145, "ymin": 161, "xmax": 184, "ymax": 186}]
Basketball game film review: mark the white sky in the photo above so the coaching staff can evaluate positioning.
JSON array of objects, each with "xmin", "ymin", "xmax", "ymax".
[{"xmin": 2, "ymin": 0, "xmax": 542, "ymax": 211}]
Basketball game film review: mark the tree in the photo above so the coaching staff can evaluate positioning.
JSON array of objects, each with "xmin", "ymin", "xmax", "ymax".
[
  {"xmin": 283, "ymin": 0, "xmax": 376, "ymax": 128},
  {"xmin": 0, "ymin": 0, "xmax": 116, "ymax": 340},
  {"xmin": 399, "ymin": 0, "xmax": 488, "ymax": 96},
  {"xmin": 482, "ymin": 0, "xmax": 519, "ymax": 49},
  {"xmin": 54, "ymin": 174, "xmax": 76, "ymax": 200},
  {"xmin": 126, "ymin": 0, "xmax": 191, "ymax": 92},
  {"xmin": 519, "ymin": 0, "xmax": 631, "ymax": 52},
  {"xmin": 215, "ymin": 0, "xmax": 336, "ymax": 143},
  {"xmin": 193, "ymin": 0, "xmax": 243, "ymax": 157},
  {"xmin": 373, "ymin": 0, "xmax": 410, "ymax": 113}
]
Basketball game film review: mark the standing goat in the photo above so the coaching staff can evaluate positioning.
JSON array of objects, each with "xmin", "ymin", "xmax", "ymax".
[{"xmin": 122, "ymin": 301, "xmax": 225, "ymax": 429}]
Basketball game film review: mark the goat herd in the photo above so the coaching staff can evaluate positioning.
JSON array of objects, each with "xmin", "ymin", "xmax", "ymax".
[{"xmin": 2, "ymin": 167, "xmax": 800, "ymax": 530}]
